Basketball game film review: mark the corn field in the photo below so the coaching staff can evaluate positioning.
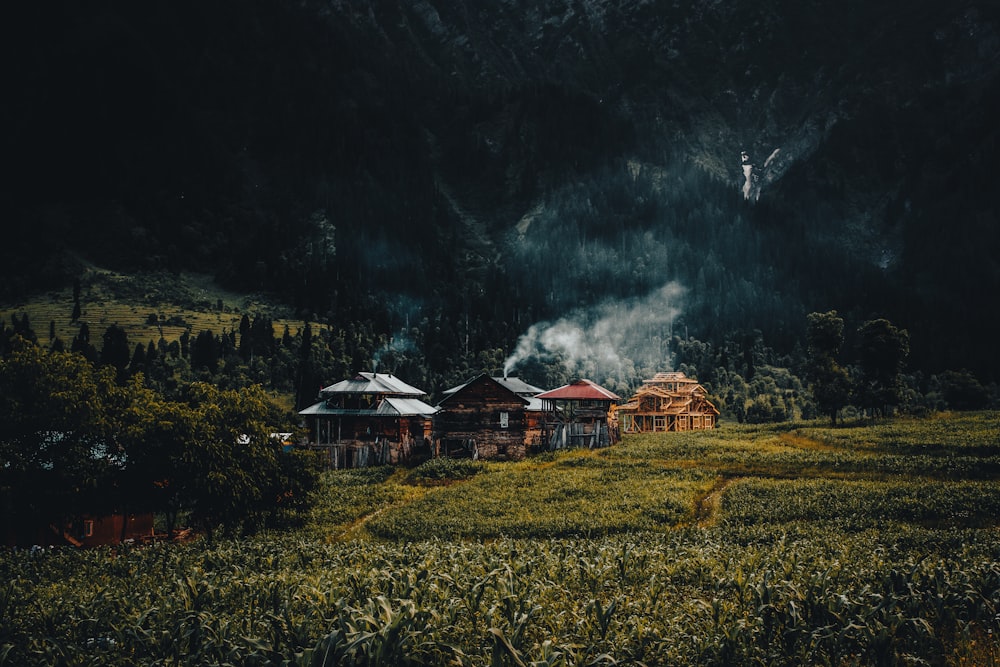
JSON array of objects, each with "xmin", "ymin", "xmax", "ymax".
[{"xmin": 3, "ymin": 414, "xmax": 999, "ymax": 665}]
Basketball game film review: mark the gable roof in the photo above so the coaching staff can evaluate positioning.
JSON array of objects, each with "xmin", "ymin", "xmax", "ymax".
[
  {"xmin": 643, "ymin": 371, "xmax": 698, "ymax": 385},
  {"xmin": 535, "ymin": 379, "xmax": 620, "ymax": 401},
  {"xmin": 442, "ymin": 375, "xmax": 544, "ymax": 397},
  {"xmin": 438, "ymin": 374, "xmax": 530, "ymax": 407},
  {"xmin": 378, "ymin": 397, "xmax": 440, "ymax": 416},
  {"xmin": 319, "ymin": 372, "xmax": 426, "ymax": 398}
]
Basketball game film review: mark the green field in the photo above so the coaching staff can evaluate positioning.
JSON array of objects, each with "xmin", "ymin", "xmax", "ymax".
[
  {"xmin": 2, "ymin": 414, "xmax": 999, "ymax": 665},
  {"xmin": 0, "ymin": 267, "xmax": 313, "ymax": 349}
]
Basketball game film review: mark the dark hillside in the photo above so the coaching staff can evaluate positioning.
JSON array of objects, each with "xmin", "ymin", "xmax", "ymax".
[{"xmin": 3, "ymin": 0, "xmax": 999, "ymax": 382}]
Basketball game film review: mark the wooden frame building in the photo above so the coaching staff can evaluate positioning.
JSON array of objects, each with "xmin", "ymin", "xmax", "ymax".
[{"xmin": 617, "ymin": 372, "xmax": 719, "ymax": 433}]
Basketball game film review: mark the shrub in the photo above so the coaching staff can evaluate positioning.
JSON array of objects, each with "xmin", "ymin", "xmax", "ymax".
[{"xmin": 406, "ymin": 457, "xmax": 486, "ymax": 484}]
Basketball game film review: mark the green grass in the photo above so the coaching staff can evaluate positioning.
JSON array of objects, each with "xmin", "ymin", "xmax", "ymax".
[
  {"xmin": 3, "ymin": 413, "xmax": 1000, "ymax": 665},
  {"xmin": 0, "ymin": 266, "xmax": 314, "ymax": 348}
]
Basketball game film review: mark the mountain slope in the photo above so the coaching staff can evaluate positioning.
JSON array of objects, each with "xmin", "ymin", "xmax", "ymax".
[{"xmin": 3, "ymin": 0, "xmax": 999, "ymax": 380}]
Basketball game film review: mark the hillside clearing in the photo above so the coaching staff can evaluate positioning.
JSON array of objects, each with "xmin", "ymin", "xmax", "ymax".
[{"xmin": 1, "ymin": 266, "xmax": 316, "ymax": 348}]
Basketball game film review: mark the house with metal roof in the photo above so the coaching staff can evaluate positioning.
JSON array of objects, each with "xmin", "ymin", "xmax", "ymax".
[
  {"xmin": 535, "ymin": 379, "xmax": 621, "ymax": 449},
  {"xmin": 298, "ymin": 372, "xmax": 437, "ymax": 468},
  {"xmin": 438, "ymin": 375, "xmax": 549, "ymax": 458},
  {"xmin": 616, "ymin": 372, "xmax": 719, "ymax": 433},
  {"xmin": 442, "ymin": 375, "xmax": 545, "ymax": 399}
]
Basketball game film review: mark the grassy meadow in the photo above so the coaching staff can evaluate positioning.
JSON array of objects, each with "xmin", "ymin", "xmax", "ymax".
[
  {"xmin": 2, "ymin": 414, "xmax": 999, "ymax": 665},
  {"xmin": 0, "ymin": 267, "xmax": 313, "ymax": 349}
]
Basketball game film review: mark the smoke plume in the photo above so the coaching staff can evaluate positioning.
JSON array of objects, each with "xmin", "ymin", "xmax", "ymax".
[{"xmin": 503, "ymin": 281, "xmax": 686, "ymax": 380}]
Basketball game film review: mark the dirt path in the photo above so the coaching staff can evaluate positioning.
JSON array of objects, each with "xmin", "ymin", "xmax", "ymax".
[
  {"xmin": 333, "ymin": 470, "xmax": 437, "ymax": 541},
  {"xmin": 693, "ymin": 476, "xmax": 739, "ymax": 528},
  {"xmin": 778, "ymin": 431, "xmax": 842, "ymax": 452}
]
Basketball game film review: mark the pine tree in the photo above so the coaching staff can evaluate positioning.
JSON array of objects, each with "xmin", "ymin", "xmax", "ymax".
[
  {"xmin": 129, "ymin": 343, "xmax": 146, "ymax": 375},
  {"xmin": 71, "ymin": 323, "xmax": 98, "ymax": 363},
  {"xmin": 190, "ymin": 329, "xmax": 220, "ymax": 372},
  {"xmin": 100, "ymin": 324, "xmax": 131, "ymax": 380}
]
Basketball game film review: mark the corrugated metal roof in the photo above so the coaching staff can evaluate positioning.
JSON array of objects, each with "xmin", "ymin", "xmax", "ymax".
[
  {"xmin": 319, "ymin": 372, "xmax": 426, "ymax": 397},
  {"xmin": 299, "ymin": 396, "xmax": 437, "ymax": 417},
  {"xmin": 442, "ymin": 375, "xmax": 545, "ymax": 397},
  {"xmin": 379, "ymin": 397, "xmax": 439, "ymax": 416},
  {"xmin": 496, "ymin": 376, "xmax": 545, "ymax": 396},
  {"xmin": 535, "ymin": 379, "xmax": 620, "ymax": 401},
  {"xmin": 525, "ymin": 397, "xmax": 547, "ymax": 411},
  {"xmin": 298, "ymin": 401, "xmax": 375, "ymax": 416}
]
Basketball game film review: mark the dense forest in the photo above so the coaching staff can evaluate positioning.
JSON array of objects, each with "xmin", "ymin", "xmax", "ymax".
[{"xmin": 3, "ymin": 0, "xmax": 999, "ymax": 397}]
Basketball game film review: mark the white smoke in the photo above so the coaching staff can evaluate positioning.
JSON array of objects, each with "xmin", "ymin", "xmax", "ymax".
[{"xmin": 503, "ymin": 281, "xmax": 686, "ymax": 379}]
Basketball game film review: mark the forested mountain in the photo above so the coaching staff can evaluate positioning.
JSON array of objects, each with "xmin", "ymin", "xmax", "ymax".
[{"xmin": 3, "ymin": 0, "xmax": 999, "ymax": 388}]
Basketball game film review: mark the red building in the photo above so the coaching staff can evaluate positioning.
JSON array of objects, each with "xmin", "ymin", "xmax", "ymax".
[{"xmin": 4, "ymin": 513, "xmax": 154, "ymax": 548}]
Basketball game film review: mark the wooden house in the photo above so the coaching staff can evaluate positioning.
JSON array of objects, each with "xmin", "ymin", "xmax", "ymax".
[
  {"xmin": 617, "ymin": 372, "xmax": 720, "ymax": 433},
  {"xmin": 435, "ymin": 374, "xmax": 543, "ymax": 460},
  {"xmin": 298, "ymin": 372, "xmax": 438, "ymax": 469},
  {"xmin": 535, "ymin": 379, "xmax": 621, "ymax": 449}
]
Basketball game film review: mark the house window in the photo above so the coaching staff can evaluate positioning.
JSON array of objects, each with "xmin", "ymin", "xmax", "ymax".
[
  {"xmin": 499, "ymin": 412, "xmax": 509, "ymax": 428},
  {"xmin": 83, "ymin": 520, "xmax": 94, "ymax": 538}
]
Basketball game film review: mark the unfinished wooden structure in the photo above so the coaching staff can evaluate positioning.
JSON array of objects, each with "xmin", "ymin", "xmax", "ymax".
[
  {"xmin": 435, "ymin": 374, "xmax": 543, "ymax": 460},
  {"xmin": 535, "ymin": 379, "xmax": 621, "ymax": 449},
  {"xmin": 299, "ymin": 372, "xmax": 437, "ymax": 469},
  {"xmin": 617, "ymin": 372, "xmax": 719, "ymax": 433}
]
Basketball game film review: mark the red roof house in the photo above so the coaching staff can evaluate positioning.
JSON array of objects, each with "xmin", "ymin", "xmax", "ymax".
[{"xmin": 535, "ymin": 379, "xmax": 621, "ymax": 449}]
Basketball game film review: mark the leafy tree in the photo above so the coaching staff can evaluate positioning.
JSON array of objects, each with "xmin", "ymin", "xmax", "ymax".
[
  {"xmin": 2, "ymin": 339, "xmax": 319, "ymax": 545},
  {"xmin": 805, "ymin": 311, "xmax": 851, "ymax": 426},
  {"xmin": 744, "ymin": 394, "xmax": 788, "ymax": 423},
  {"xmin": 936, "ymin": 369, "xmax": 989, "ymax": 411},
  {"xmin": 177, "ymin": 382, "xmax": 282, "ymax": 538},
  {"xmin": 118, "ymin": 382, "xmax": 197, "ymax": 538},
  {"xmin": 855, "ymin": 318, "xmax": 910, "ymax": 418},
  {"xmin": 0, "ymin": 338, "xmax": 126, "ymax": 542}
]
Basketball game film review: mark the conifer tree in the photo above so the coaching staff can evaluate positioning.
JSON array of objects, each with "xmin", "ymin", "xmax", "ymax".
[
  {"xmin": 71, "ymin": 323, "xmax": 98, "ymax": 362},
  {"xmin": 100, "ymin": 324, "xmax": 131, "ymax": 380},
  {"xmin": 129, "ymin": 342, "xmax": 146, "ymax": 375}
]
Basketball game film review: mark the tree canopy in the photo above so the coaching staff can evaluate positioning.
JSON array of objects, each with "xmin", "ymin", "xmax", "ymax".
[{"xmin": 0, "ymin": 337, "xmax": 319, "ymax": 545}]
